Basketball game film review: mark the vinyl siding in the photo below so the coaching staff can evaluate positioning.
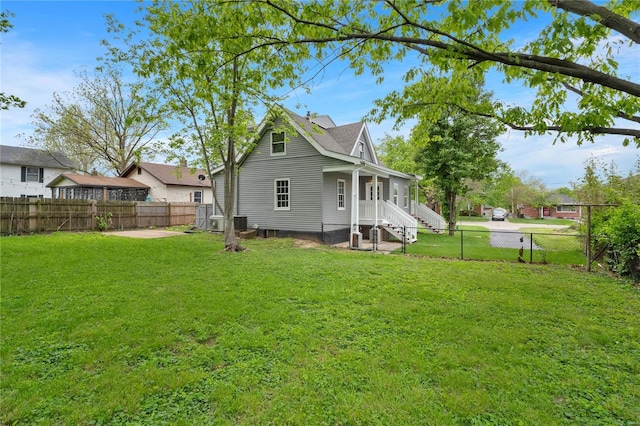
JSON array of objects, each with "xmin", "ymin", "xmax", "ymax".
[
  {"xmin": 0, "ymin": 164, "xmax": 70, "ymax": 198},
  {"xmin": 322, "ymin": 172, "xmax": 352, "ymax": 229},
  {"xmin": 388, "ymin": 175, "xmax": 412, "ymax": 214},
  {"xmin": 237, "ymin": 122, "xmax": 336, "ymax": 232},
  {"xmin": 360, "ymin": 137, "xmax": 376, "ymax": 163},
  {"xmin": 212, "ymin": 174, "xmax": 225, "ymax": 215}
]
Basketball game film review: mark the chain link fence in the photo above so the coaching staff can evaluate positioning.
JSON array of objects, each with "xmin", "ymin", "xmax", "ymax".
[
  {"xmin": 398, "ymin": 226, "xmax": 587, "ymax": 266},
  {"xmin": 317, "ymin": 223, "xmax": 589, "ymax": 266}
]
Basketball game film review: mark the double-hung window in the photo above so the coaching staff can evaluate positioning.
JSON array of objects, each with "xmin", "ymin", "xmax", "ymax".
[
  {"xmin": 337, "ymin": 179, "xmax": 346, "ymax": 210},
  {"xmin": 393, "ymin": 183, "xmax": 399, "ymax": 205},
  {"xmin": 271, "ymin": 132, "xmax": 286, "ymax": 155},
  {"xmin": 21, "ymin": 166, "xmax": 43, "ymax": 183},
  {"xmin": 403, "ymin": 185, "xmax": 409, "ymax": 208},
  {"xmin": 193, "ymin": 190, "xmax": 203, "ymax": 203},
  {"xmin": 274, "ymin": 178, "xmax": 290, "ymax": 210}
]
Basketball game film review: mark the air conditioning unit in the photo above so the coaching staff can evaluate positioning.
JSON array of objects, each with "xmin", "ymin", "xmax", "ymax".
[{"xmin": 209, "ymin": 215, "xmax": 224, "ymax": 232}]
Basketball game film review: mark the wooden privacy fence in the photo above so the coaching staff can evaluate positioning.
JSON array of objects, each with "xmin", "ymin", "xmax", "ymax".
[{"xmin": 0, "ymin": 197, "xmax": 197, "ymax": 234}]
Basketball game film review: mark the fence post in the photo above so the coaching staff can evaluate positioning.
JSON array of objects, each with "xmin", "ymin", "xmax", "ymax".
[
  {"xmin": 587, "ymin": 205, "xmax": 592, "ymax": 272},
  {"xmin": 460, "ymin": 229, "xmax": 464, "ymax": 260},
  {"xmin": 530, "ymin": 233, "xmax": 533, "ymax": 263},
  {"xmin": 402, "ymin": 226, "xmax": 406, "ymax": 254}
]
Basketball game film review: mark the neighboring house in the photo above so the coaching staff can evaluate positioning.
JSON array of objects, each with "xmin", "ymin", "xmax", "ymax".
[
  {"xmin": 47, "ymin": 174, "xmax": 150, "ymax": 201},
  {"xmin": 211, "ymin": 107, "xmax": 443, "ymax": 246},
  {"xmin": 0, "ymin": 145, "xmax": 75, "ymax": 198},
  {"xmin": 520, "ymin": 193, "xmax": 582, "ymax": 220},
  {"xmin": 120, "ymin": 162, "xmax": 212, "ymax": 204}
]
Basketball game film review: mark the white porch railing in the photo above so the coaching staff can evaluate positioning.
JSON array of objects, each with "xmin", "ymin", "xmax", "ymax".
[
  {"xmin": 359, "ymin": 200, "xmax": 418, "ymax": 241},
  {"xmin": 412, "ymin": 201, "xmax": 446, "ymax": 230}
]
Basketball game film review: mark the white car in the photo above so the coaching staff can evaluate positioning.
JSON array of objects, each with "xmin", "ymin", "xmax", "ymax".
[{"xmin": 492, "ymin": 208, "xmax": 508, "ymax": 221}]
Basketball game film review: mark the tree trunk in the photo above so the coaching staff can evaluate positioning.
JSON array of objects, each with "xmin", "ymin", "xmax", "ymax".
[
  {"xmin": 446, "ymin": 190, "xmax": 457, "ymax": 236},
  {"xmin": 223, "ymin": 163, "xmax": 242, "ymax": 251},
  {"xmin": 222, "ymin": 58, "xmax": 244, "ymax": 252}
]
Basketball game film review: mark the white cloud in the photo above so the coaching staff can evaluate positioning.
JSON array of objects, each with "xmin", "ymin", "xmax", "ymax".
[
  {"xmin": 498, "ymin": 131, "xmax": 639, "ymax": 188},
  {"xmin": 1, "ymin": 34, "xmax": 81, "ymax": 146}
]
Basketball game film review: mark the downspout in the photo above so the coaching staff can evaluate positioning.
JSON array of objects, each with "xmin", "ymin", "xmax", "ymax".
[{"xmin": 236, "ymin": 170, "xmax": 239, "ymax": 216}]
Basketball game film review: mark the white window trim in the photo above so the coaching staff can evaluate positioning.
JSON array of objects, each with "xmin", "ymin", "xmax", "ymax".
[
  {"xmin": 271, "ymin": 131, "xmax": 286, "ymax": 156},
  {"xmin": 337, "ymin": 179, "xmax": 346, "ymax": 210},
  {"xmin": 193, "ymin": 190, "xmax": 203, "ymax": 203},
  {"xmin": 393, "ymin": 183, "xmax": 399, "ymax": 205},
  {"xmin": 274, "ymin": 178, "xmax": 290, "ymax": 211},
  {"xmin": 403, "ymin": 185, "xmax": 409, "ymax": 208}
]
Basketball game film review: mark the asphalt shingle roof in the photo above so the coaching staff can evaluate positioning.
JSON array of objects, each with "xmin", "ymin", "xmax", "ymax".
[
  {"xmin": 0, "ymin": 145, "xmax": 75, "ymax": 169},
  {"xmin": 284, "ymin": 110, "xmax": 364, "ymax": 157},
  {"xmin": 48, "ymin": 174, "xmax": 149, "ymax": 188},
  {"xmin": 123, "ymin": 162, "xmax": 212, "ymax": 187}
]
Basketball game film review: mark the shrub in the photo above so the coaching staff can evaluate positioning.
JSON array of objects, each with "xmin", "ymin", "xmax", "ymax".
[
  {"xmin": 597, "ymin": 201, "xmax": 640, "ymax": 280},
  {"xmin": 95, "ymin": 212, "xmax": 113, "ymax": 231}
]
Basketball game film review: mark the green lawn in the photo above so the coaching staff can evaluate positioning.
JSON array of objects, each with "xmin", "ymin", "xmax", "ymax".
[
  {"xmin": 508, "ymin": 218, "xmax": 576, "ymax": 226},
  {"xmin": 456, "ymin": 216, "xmax": 489, "ymax": 222},
  {"xmin": 409, "ymin": 226, "xmax": 586, "ymax": 265},
  {"xmin": 2, "ymin": 232, "xmax": 639, "ymax": 424}
]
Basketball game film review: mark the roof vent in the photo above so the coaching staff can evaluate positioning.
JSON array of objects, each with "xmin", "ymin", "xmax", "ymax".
[{"xmin": 306, "ymin": 111, "xmax": 311, "ymax": 121}]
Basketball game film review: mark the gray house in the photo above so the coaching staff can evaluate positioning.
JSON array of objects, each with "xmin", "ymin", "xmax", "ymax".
[{"xmin": 211, "ymin": 107, "xmax": 444, "ymax": 247}]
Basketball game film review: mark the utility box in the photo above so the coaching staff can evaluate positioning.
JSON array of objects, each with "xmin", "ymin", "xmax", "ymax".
[
  {"xmin": 233, "ymin": 216, "xmax": 248, "ymax": 231},
  {"xmin": 209, "ymin": 215, "xmax": 224, "ymax": 232},
  {"xmin": 351, "ymin": 232, "xmax": 362, "ymax": 249}
]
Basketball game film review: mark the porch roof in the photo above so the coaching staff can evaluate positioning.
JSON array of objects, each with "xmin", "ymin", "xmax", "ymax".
[{"xmin": 322, "ymin": 163, "xmax": 421, "ymax": 181}]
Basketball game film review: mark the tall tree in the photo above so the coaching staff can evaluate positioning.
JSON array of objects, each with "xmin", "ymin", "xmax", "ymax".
[
  {"xmin": 30, "ymin": 66, "xmax": 165, "ymax": 175},
  {"xmin": 1, "ymin": 11, "xmax": 26, "ymax": 110},
  {"xmin": 479, "ymin": 163, "xmax": 519, "ymax": 211},
  {"xmin": 413, "ymin": 107, "xmax": 504, "ymax": 235},
  {"xmin": 223, "ymin": 0, "xmax": 640, "ymax": 147},
  {"xmin": 377, "ymin": 133, "xmax": 439, "ymax": 210},
  {"xmin": 104, "ymin": 1, "xmax": 303, "ymax": 251},
  {"xmin": 573, "ymin": 156, "xmax": 640, "ymax": 205}
]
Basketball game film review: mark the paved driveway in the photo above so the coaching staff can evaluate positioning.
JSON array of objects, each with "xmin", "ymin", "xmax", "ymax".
[{"xmin": 457, "ymin": 219, "xmax": 568, "ymax": 249}]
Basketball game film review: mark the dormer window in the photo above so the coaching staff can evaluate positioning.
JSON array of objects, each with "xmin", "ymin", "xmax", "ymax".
[
  {"xmin": 271, "ymin": 132, "xmax": 286, "ymax": 156},
  {"xmin": 359, "ymin": 141, "xmax": 364, "ymax": 159}
]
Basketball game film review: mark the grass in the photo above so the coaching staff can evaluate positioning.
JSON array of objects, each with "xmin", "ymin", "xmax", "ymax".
[
  {"xmin": 2, "ymin": 232, "xmax": 639, "ymax": 424},
  {"xmin": 508, "ymin": 218, "xmax": 576, "ymax": 226},
  {"xmin": 456, "ymin": 216, "xmax": 489, "ymax": 222},
  {"xmin": 409, "ymin": 226, "xmax": 586, "ymax": 265}
]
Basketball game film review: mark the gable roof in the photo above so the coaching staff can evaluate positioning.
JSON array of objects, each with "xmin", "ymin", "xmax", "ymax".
[
  {"xmin": 213, "ymin": 105, "xmax": 418, "ymax": 181},
  {"xmin": 326, "ymin": 122, "xmax": 365, "ymax": 156},
  {"xmin": 281, "ymin": 108, "xmax": 380, "ymax": 163},
  {"xmin": 0, "ymin": 145, "xmax": 75, "ymax": 169},
  {"xmin": 120, "ymin": 162, "xmax": 211, "ymax": 188},
  {"xmin": 46, "ymin": 174, "xmax": 149, "ymax": 189}
]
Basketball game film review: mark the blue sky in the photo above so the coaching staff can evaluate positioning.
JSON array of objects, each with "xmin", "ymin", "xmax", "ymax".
[{"xmin": 2, "ymin": 1, "xmax": 638, "ymax": 188}]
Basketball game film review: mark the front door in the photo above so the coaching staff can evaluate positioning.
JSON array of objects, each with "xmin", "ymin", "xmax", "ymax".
[{"xmin": 365, "ymin": 182, "xmax": 383, "ymax": 201}]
